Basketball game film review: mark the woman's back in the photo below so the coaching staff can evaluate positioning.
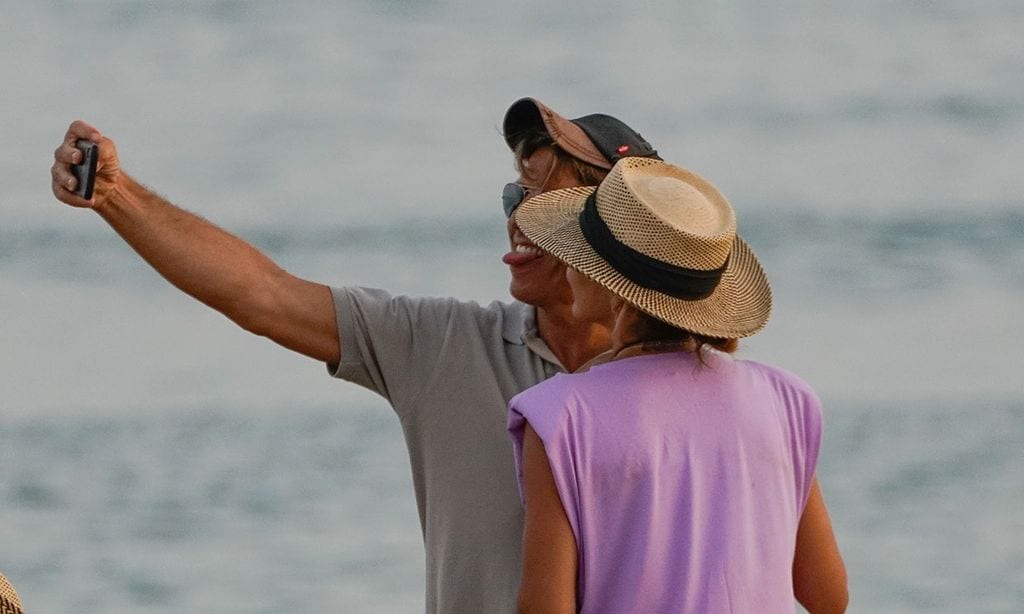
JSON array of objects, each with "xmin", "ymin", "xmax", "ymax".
[{"xmin": 509, "ymin": 350, "xmax": 822, "ymax": 613}]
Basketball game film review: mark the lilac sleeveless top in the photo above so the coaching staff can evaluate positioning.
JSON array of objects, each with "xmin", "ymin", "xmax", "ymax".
[{"xmin": 508, "ymin": 351, "xmax": 822, "ymax": 613}]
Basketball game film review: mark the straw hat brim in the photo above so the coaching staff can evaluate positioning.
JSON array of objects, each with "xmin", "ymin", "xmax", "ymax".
[
  {"xmin": 0, "ymin": 572, "xmax": 24, "ymax": 614},
  {"xmin": 514, "ymin": 185, "xmax": 772, "ymax": 339}
]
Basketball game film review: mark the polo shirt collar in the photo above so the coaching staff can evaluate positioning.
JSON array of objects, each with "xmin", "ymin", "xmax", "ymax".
[
  {"xmin": 504, "ymin": 301, "xmax": 564, "ymax": 370},
  {"xmin": 502, "ymin": 301, "xmax": 533, "ymax": 345}
]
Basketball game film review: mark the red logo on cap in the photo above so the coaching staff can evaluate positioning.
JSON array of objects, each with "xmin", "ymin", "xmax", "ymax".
[{"xmin": 617, "ymin": 145, "xmax": 630, "ymax": 154}]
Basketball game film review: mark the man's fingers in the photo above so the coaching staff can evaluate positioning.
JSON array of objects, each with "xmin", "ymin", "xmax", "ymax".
[
  {"xmin": 51, "ymin": 161, "xmax": 77, "ymax": 194},
  {"xmin": 51, "ymin": 162, "xmax": 74, "ymax": 188},
  {"xmin": 51, "ymin": 165, "xmax": 74, "ymax": 195},
  {"xmin": 63, "ymin": 120, "xmax": 102, "ymax": 148},
  {"xmin": 54, "ymin": 143, "xmax": 82, "ymax": 165},
  {"xmin": 51, "ymin": 173, "xmax": 92, "ymax": 208}
]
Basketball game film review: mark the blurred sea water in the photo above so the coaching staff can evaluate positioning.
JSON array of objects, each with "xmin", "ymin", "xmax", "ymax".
[{"xmin": 1, "ymin": 1, "xmax": 1022, "ymax": 612}]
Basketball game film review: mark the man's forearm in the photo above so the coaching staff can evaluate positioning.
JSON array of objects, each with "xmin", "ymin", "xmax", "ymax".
[
  {"xmin": 92, "ymin": 173, "xmax": 339, "ymax": 364},
  {"xmin": 96, "ymin": 174, "xmax": 285, "ymax": 322}
]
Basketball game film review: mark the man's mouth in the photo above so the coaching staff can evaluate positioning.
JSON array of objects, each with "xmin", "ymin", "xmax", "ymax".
[{"xmin": 502, "ymin": 243, "xmax": 545, "ymax": 266}]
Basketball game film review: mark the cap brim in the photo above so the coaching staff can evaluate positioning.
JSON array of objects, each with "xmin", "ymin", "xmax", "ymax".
[
  {"xmin": 503, "ymin": 98, "xmax": 612, "ymax": 169},
  {"xmin": 514, "ymin": 187, "xmax": 772, "ymax": 338}
]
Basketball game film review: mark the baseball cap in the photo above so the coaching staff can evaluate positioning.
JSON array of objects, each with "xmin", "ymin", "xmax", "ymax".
[{"xmin": 502, "ymin": 97, "xmax": 660, "ymax": 170}]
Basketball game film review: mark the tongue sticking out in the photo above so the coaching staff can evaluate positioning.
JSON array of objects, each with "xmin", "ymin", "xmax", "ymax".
[{"xmin": 503, "ymin": 248, "xmax": 543, "ymax": 266}]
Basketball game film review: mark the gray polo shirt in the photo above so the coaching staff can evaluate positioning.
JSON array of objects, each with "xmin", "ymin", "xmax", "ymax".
[{"xmin": 328, "ymin": 286, "xmax": 563, "ymax": 613}]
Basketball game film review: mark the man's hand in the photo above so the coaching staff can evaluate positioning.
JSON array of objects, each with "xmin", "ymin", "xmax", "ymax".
[{"xmin": 51, "ymin": 120, "xmax": 121, "ymax": 209}]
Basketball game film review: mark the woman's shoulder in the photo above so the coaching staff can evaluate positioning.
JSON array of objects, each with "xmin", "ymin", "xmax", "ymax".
[
  {"xmin": 512, "ymin": 368, "xmax": 592, "ymax": 407},
  {"xmin": 734, "ymin": 358, "xmax": 822, "ymax": 410},
  {"xmin": 510, "ymin": 363, "xmax": 625, "ymax": 424}
]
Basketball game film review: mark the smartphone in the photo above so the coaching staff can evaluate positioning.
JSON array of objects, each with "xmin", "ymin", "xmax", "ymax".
[{"xmin": 72, "ymin": 140, "xmax": 99, "ymax": 199}]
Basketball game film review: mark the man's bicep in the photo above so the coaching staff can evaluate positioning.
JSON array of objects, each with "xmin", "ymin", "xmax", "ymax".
[{"xmin": 257, "ymin": 275, "xmax": 340, "ymax": 364}]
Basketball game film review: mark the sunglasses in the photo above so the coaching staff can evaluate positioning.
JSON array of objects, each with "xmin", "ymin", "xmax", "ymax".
[
  {"xmin": 501, "ymin": 156, "xmax": 561, "ymax": 218},
  {"xmin": 501, "ymin": 183, "xmax": 529, "ymax": 218}
]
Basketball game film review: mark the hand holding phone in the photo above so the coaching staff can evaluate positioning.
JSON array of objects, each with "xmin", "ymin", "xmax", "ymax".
[{"xmin": 72, "ymin": 140, "xmax": 99, "ymax": 199}]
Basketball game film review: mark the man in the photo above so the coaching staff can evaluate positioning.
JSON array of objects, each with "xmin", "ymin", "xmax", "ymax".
[{"xmin": 49, "ymin": 98, "xmax": 661, "ymax": 613}]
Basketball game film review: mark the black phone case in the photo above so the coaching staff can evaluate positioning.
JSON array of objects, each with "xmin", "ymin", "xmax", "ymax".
[{"xmin": 73, "ymin": 140, "xmax": 99, "ymax": 199}]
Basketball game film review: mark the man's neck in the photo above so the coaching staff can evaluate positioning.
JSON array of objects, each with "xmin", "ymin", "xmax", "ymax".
[{"xmin": 535, "ymin": 305, "xmax": 612, "ymax": 373}]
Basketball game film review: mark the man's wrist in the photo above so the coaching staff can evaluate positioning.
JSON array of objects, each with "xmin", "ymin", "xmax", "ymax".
[{"xmin": 96, "ymin": 174, "xmax": 138, "ymax": 214}]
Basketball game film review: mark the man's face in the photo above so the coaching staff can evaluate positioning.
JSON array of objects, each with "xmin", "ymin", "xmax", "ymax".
[{"xmin": 502, "ymin": 147, "xmax": 584, "ymax": 308}]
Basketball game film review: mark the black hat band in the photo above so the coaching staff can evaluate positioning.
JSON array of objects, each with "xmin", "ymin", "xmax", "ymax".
[{"xmin": 578, "ymin": 193, "xmax": 727, "ymax": 300}]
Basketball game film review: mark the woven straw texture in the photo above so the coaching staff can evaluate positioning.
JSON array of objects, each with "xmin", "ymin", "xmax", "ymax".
[
  {"xmin": 0, "ymin": 573, "xmax": 23, "ymax": 614},
  {"xmin": 515, "ymin": 158, "xmax": 772, "ymax": 338}
]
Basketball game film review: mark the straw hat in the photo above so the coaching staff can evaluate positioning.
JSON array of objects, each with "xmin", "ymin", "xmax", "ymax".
[
  {"xmin": 0, "ymin": 572, "xmax": 24, "ymax": 614},
  {"xmin": 514, "ymin": 157, "xmax": 771, "ymax": 339}
]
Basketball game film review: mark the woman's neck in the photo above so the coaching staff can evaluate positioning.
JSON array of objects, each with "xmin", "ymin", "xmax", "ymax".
[
  {"xmin": 605, "ymin": 305, "xmax": 686, "ymax": 360},
  {"xmin": 608, "ymin": 305, "xmax": 667, "ymax": 354}
]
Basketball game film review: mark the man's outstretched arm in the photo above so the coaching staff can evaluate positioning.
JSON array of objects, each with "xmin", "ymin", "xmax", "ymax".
[{"xmin": 51, "ymin": 120, "xmax": 340, "ymax": 364}]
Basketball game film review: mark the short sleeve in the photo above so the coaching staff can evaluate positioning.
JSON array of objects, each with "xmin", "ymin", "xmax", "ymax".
[
  {"xmin": 787, "ymin": 378, "xmax": 825, "ymax": 512},
  {"xmin": 751, "ymin": 360, "xmax": 827, "ymax": 514},
  {"xmin": 327, "ymin": 286, "xmax": 471, "ymax": 407},
  {"xmin": 507, "ymin": 378, "xmax": 584, "ymax": 544}
]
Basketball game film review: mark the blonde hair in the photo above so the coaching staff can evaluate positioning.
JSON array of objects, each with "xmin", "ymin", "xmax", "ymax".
[{"xmin": 510, "ymin": 127, "xmax": 606, "ymax": 187}]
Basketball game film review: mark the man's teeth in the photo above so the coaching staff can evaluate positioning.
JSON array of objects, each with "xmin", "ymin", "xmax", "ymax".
[{"xmin": 515, "ymin": 245, "xmax": 542, "ymax": 256}]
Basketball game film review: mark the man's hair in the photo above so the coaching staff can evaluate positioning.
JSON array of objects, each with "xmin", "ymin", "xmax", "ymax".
[
  {"xmin": 509, "ymin": 126, "xmax": 607, "ymax": 187},
  {"xmin": 632, "ymin": 310, "xmax": 739, "ymax": 357}
]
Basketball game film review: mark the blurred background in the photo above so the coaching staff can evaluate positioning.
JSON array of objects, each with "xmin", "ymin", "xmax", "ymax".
[{"xmin": 1, "ymin": 1, "xmax": 1021, "ymax": 612}]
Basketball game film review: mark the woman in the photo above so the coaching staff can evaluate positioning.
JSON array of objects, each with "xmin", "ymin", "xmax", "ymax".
[{"xmin": 507, "ymin": 158, "xmax": 848, "ymax": 613}]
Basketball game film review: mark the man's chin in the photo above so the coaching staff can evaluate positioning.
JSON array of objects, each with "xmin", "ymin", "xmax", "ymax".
[
  {"xmin": 509, "ymin": 279, "xmax": 572, "ymax": 310},
  {"xmin": 509, "ymin": 277, "xmax": 548, "ymax": 307},
  {"xmin": 508, "ymin": 281, "xmax": 537, "ymax": 306}
]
